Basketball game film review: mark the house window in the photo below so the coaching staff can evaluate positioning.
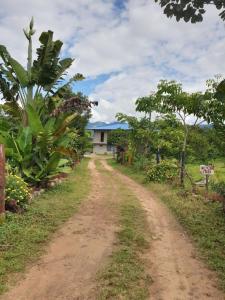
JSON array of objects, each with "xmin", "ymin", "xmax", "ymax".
[{"xmin": 100, "ymin": 132, "xmax": 104, "ymax": 142}]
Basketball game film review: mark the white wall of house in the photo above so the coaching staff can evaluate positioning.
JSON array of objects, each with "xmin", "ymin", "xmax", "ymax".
[
  {"xmin": 93, "ymin": 144, "xmax": 108, "ymax": 154},
  {"xmin": 91, "ymin": 130, "xmax": 114, "ymax": 154},
  {"xmin": 93, "ymin": 130, "xmax": 108, "ymax": 144}
]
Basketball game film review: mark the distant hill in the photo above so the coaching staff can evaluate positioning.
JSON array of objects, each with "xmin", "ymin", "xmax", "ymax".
[{"xmin": 87, "ymin": 122, "xmax": 107, "ymax": 129}]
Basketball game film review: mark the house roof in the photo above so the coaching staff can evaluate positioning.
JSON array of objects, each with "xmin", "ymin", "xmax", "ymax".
[{"xmin": 87, "ymin": 121, "xmax": 130, "ymax": 131}]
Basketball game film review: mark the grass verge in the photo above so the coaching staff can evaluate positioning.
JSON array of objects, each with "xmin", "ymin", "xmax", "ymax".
[
  {"xmin": 108, "ymin": 159, "xmax": 225, "ymax": 291},
  {"xmin": 0, "ymin": 158, "xmax": 90, "ymax": 294},
  {"xmin": 187, "ymin": 159, "xmax": 225, "ymax": 182},
  {"xmin": 96, "ymin": 161, "xmax": 151, "ymax": 300}
]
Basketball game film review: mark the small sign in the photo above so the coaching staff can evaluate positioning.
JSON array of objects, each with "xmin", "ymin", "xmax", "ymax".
[{"xmin": 200, "ymin": 165, "xmax": 214, "ymax": 176}]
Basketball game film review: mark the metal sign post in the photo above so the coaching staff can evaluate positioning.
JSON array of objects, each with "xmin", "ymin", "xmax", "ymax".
[{"xmin": 0, "ymin": 144, "xmax": 5, "ymax": 219}]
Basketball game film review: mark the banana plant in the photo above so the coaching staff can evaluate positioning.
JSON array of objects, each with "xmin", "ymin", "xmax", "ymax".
[
  {"xmin": 0, "ymin": 19, "xmax": 83, "ymax": 126},
  {"xmin": 0, "ymin": 100, "xmax": 78, "ymax": 185},
  {"xmin": 0, "ymin": 20, "xmax": 90, "ymax": 185}
]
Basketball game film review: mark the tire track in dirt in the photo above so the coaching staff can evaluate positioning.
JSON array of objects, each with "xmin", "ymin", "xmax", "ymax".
[
  {"xmin": 101, "ymin": 159, "xmax": 225, "ymax": 300},
  {"xmin": 1, "ymin": 159, "xmax": 118, "ymax": 300}
]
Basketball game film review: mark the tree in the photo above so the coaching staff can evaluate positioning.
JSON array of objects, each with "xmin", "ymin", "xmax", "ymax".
[
  {"xmin": 151, "ymin": 114, "xmax": 184, "ymax": 161},
  {"xmin": 116, "ymin": 113, "xmax": 153, "ymax": 162},
  {"xmin": 203, "ymin": 76, "xmax": 225, "ymax": 128},
  {"xmin": 107, "ymin": 129, "xmax": 129, "ymax": 149},
  {"xmin": 136, "ymin": 94, "xmax": 158, "ymax": 121},
  {"xmin": 155, "ymin": 0, "xmax": 225, "ymax": 23},
  {"xmin": 143, "ymin": 80, "xmax": 206, "ymax": 186}
]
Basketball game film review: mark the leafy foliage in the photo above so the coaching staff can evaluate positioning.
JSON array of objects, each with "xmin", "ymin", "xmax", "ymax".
[
  {"xmin": 146, "ymin": 160, "xmax": 178, "ymax": 183},
  {"xmin": 0, "ymin": 20, "xmax": 94, "ymax": 187},
  {"xmin": 0, "ymin": 20, "xmax": 82, "ymax": 121},
  {"xmin": 6, "ymin": 174, "xmax": 30, "ymax": 208},
  {"xmin": 0, "ymin": 99, "xmax": 78, "ymax": 184},
  {"xmin": 155, "ymin": 0, "xmax": 225, "ymax": 23},
  {"xmin": 133, "ymin": 155, "xmax": 150, "ymax": 171},
  {"xmin": 211, "ymin": 181, "xmax": 225, "ymax": 198}
]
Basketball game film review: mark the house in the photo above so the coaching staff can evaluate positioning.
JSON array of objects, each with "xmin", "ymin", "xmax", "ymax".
[{"xmin": 86, "ymin": 122, "xmax": 129, "ymax": 154}]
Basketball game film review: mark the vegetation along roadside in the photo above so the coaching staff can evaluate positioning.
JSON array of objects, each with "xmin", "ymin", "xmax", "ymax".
[
  {"xmin": 109, "ymin": 159, "xmax": 225, "ymax": 291},
  {"xmin": 0, "ymin": 159, "xmax": 90, "ymax": 294}
]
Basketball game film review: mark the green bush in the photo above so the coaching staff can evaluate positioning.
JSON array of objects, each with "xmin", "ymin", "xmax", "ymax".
[
  {"xmin": 211, "ymin": 181, "xmax": 225, "ymax": 198},
  {"xmin": 133, "ymin": 155, "xmax": 150, "ymax": 171},
  {"xmin": 146, "ymin": 160, "xmax": 178, "ymax": 183},
  {"xmin": 6, "ymin": 175, "xmax": 31, "ymax": 209}
]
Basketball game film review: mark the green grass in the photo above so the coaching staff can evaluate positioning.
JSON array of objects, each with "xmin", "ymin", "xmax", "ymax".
[
  {"xmin": 108, "ymin": 159, "xmax": 225, "ymax": 291},
  {"xmin": 0, "ymin": 159, "xmax": 90, "ymax": 294},
  {"xmin": 108, "ymin": 159, "xmax": 146, "ymax": 184},
  {"xmin": 187, "ymin": 159, "xmax": 225, "ymax": 182},
  {"xmin": 97, "ymin": 162, "xmax": 151, "ymax": 299}
]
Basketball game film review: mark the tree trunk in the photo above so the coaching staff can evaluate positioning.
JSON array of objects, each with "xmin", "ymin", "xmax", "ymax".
[
  {"xmin": 180, "ymin": 150, "xmax": 185, "ymax": 187},
  {"xmin": 180, "ymin": 126, "xmax": 188, "ymax": 187},
  {"xmin": 0, "ymin": 144, "xmax": 5, "ymax": 219},
  {"xmin": 156, "ymin": 147, "xmax": 160, "ymax": 164}
]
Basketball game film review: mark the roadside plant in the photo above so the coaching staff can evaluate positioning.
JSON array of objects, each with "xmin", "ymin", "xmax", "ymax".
[
  {"xmin": 138, "ymin": 80, "xmax": 207, "ymax": 186},
  {"xmin": 0, "ymin": 20, "xmax": 94, "ymax": 186},
  {"xmin": 0, "ymin": 100, "xmax": 77, "ymax": 184},
  {"xmin": 146, "ymin": 160, "xmax": 178, "ymax": 183},
  {"xmin": 6, "ymin": 174, "xmax": 30, "ymax": 209},
  {"xmin": 133, "ymin": 154, "xmax": 150, "ymax": 171},
  {"xmin": 211, "ymin": 181, "xmax": 225, "ymax": 212}
]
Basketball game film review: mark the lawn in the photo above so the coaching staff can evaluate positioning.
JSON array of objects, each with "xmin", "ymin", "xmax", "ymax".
[
  {"xmin": 109, "ymin": 159, "xmax": 225, "ymax": 291},
  {"xmin": 0, "ymin": 159, "xmax": 90, "ymax": 294}
]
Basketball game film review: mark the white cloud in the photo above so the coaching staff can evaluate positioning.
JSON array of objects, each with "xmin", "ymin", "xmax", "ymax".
[{"xmin": 0, "ymin": 0, "xmax": 225, "ymax": 121}]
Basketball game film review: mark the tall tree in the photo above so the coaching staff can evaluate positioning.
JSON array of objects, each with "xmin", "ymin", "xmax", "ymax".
[
  {"xmin": 155, "ymin": 0, "xmax": 225, "ymax": 23},
  {"xmin": 142, "ymin": 80, "xmax": 206, "ymax": 186}
]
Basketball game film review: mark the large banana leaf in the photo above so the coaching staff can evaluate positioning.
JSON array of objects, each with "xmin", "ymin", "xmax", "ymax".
[
  {"xmin": 8, "ymin": 57, "xmax": 28, "ymax": 87},
  {"xmin": 0, "ymin": 74, "xmax": 16, "ymax": 101},
  {"xmin": 54, "ymin": 113, "xmax": 76, "ymax": 138},
  {"xmin": 26, "ymin": 104, "xmax": 44, "ymax": 134},
  {"xmin": 32, "ymin": 31, "xmax": 73, "ymax": 92},
  {"xmin": 0, "ymin": 45, "xmax": 28, "ymax": 88},
  {"xmin": 17, "ymin": 127, "xmax": 32, "ymax": 153},
  {"xmin": 1, "ymin": 101, "xmax": 22, "ymax": 121}
]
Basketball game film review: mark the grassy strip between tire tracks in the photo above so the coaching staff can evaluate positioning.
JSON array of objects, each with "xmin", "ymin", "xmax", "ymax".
[
  {"xmin": 108, "ymin": 159, "xmax": 225, "ymax": 291},
  {"xmin": 0, "ymin": 158, "xmax": 90, "ymax": 294},
  {"xmin": 96, "ymin": 160, "xmax": 151, "ymax": 300}
]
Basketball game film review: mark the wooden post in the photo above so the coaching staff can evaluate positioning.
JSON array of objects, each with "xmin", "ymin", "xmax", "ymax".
[
  {"xmin": 0, "ymin": 144, "xmax": 5, "ymax": 220},
  {"xmin": 205, "ymin": 174, "xmax": 209, "ymax": 192}
]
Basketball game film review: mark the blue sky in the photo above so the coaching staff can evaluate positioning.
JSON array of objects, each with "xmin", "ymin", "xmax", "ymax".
[{"xmin": 0, "ymin": 0, "xmax": 225, "ymax": 122}]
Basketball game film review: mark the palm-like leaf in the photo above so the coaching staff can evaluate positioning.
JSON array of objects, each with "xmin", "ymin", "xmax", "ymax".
[{"xmin": 32, "ymin": 31, "xmax": 73, "ymax": 93}]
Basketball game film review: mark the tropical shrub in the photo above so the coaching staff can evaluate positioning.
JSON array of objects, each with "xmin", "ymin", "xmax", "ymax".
[
  {"xmin": 211, "ymin": 181, "xmax": 225, "ymax": 211},
  {"xmin": 0, "ymin": 19, "xmax": 93, "ymax": 186},
  {"xmin": 0, "ymin": 102, "xmax": 77, "ymax": 184},
  {"xmin": 146, "ymin": 160, "xmax": 178, "ymax": 183},
  {"xmin": 211, "ymin": 181, "xmax": 225, "ymax": 198},
  {"xmin": 133, "ymin": 155, "xmax": 150, "ymax": 171},
  {"xmin": 6, "ymin": 174, "xmax": 30, "ymax": 209}
]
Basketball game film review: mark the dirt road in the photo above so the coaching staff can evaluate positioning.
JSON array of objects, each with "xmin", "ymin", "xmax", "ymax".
[
  {"xmin": 102, "ymin": 159, "xmax": 224, "ymax": 300},
  {"xmin": 1, "ymin": 159, "xmax": 118, "ymax": 300},
  {"xmin": 1, "ymin": 158, "xmax": 224, "ymax": 300}
]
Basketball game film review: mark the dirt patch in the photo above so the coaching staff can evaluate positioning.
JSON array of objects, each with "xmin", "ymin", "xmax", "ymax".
[
  {"xmin": 102, "ymin": 159, "xmax": 225, "ymax": 300},
  {"xmin": 1, "ymin": 160, "xmax": 117, "ymax": 300}
]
